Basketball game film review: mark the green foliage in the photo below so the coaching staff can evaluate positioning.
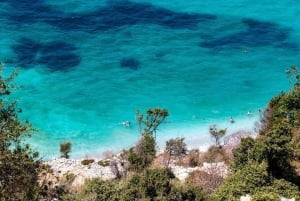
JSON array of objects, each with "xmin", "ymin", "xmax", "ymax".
[
  {"xmin": 164, "ymin": 137, "xmax": 187, "ymax": 167},
  {"xmin": 98, "ymin": 160, "xmax": 110, "ymax": 167},
  {"xmin": 213, "ymin": 161, "xmax": 270, "ymax": 200},
  {"xmin": 75, "ymin": 168, "xmax": 207, "ymax": 201},
  {"xmin": 81, "ymin": 158, "xmax": 95, "ymax": 165},
  {"xmin": 251, "ymin": 192, "xmax": 279, "ymax": 201},
  {"xmin": 60, "ymin": 141, "xmax": 72, "ymax": 158},
  {"xmin": 121, "ymin": 168, "xmax": 207, "ymax": 201},
  {"xmin": 137, "ymin": 108, "xmax": 169, "ymax": 138},
  {"xmin": 122, "ymin": 168, "xmax": 174, "ymax": 200},
  {"xmin": 169, "ymin": 184, "xmax": 208, "ymax": 201},
  {"xmin": 126, "ymin": 133, "xmax": 156, "ymax": 172},
  {"xmin": 231, "ymin": 137, "xmax": 256, "ymax": 172},
  {"xmin": 259, "ymin": 179, "xmax": 300, "ymax": 200},
  {"xmin": 0, "ymin": 68, "xmax": 42, "ymax": 200},
  {"xmin": 76, "ymin": 178, "xmax": 119, "ymax": 201},
  {"xmin": 209, "ymin": 125, "xmax": 227, "ymax": 147},
  {"xmin": 232, "ymin": 86, "xmax": 299, "ymax": 183},
  {"xmin": 232, "ymin": 125, "xmax": 295, "ymax": 180},
  {"xmin": 217, "ymin": 78, "xmax": 300, "ymax": 200}
]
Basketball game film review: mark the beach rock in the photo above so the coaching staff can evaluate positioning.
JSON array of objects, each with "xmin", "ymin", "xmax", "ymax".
[
  {"xmin": 170, "ymin": 165, "xmax": 201, "ymax": 181},
  {"xmin": 240, "ymin": 194, "xmax": 251, "ymax": 201},
  {"xmin": 201, "ymin": 162, "xmax": 228, "ymax": 177},
  {"xmin": 170, "ymin": 162, "xmax": 229, "ymax": 181},
  {"xmin": 45, "ymin": 158, "xmax": 118, "ymax": 186},
  {"xmin": 280, "ymin": 198, "xmax": 295, "ymax": 201},
  {"xmin": 240, "ymin": 195, "xmax": 295, "ymax": 201},
  {"xmin": 45, "ymin": 157, "xmax": 229, "ymax": 186}
]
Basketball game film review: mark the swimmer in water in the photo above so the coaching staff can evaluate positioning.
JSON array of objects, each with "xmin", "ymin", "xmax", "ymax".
[
  {"xmin": 229, "ymin": 117, "xmax": 234, "ymax": 123},
  {"xmin": 122, "ymin": 121, "xmax": 131, "ymax": 128}
]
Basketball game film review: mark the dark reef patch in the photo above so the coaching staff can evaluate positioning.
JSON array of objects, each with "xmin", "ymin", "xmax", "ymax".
[
  {"xmin": 12, "ymin": 38, "xmax": 41, "ymax": 68},
  {"xmin": 4, "ymin": 0, "xmax": 215, "ymax": 31},
  {"xmin": 120, "ymin": 57, "xmax": 140, "ymax": 70},
  {"xmin": 12, "ymin": 38, "xmax": 80, "ymax": 71},
  {"xmin": 37, "ymin": 42, "xmax": 80, "ymax": 71},
  {"xmin": 200, "ymin": 19, "xmax": 297, "ymax": 50},
  {"xmin": 3, "ymin": 0, "xmax": 298, "ymax": 60}
]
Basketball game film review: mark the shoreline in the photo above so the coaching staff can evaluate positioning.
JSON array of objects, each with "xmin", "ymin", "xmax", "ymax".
[
  {"xmin": 43, "ymin": 120, "xmax": 256, "ymax": 187},
  {"xmin": 43, "ymin": 114, "xmax": 259, "ymax": 187},
  {"xmin": 42, "ymin": 114, "xmax": 259, "ymax": 161}
]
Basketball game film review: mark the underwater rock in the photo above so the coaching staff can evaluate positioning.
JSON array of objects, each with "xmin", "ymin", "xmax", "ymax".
[
  {"xmin": 12, "ymin": 38, "xmax": 80, "ymax": 71},
  {"xmin": 120, "ymin": 57, "xmax": 140, "ymax": 70}
]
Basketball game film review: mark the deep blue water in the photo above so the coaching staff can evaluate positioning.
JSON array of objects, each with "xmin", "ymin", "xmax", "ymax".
[{"xmin": 0, "ymin": 0, "xmax": 299, "ymax": 158}]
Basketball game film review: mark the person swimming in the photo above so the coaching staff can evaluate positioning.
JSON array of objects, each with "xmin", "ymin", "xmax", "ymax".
[
  {"xmin": 229, "ymin": 117, "xmax": 234, "ymax": 123},
  {"xmin": 122, "ymin": 121, "xmax": 131, "ymax": 128}
]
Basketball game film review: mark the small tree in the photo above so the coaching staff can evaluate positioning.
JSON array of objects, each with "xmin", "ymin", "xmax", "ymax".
[
  {"xmin": 209, "ymin": 125, "xmax": 227, "ymax": 147},
  {"xmin": 60, "ymin": 141, "xmax": 72, "ymax": 159},
  {"xmin": 164, "ymin": 137, "xmax": 187, "ymax": 168},
  {"xmin": 136, "ymin": 108, "xmax": 169, "ymax": 139},
  {"xmin": 127, "ymin": 133, "xmax": 156, "ymax": 172},
  {"xmin": 188, "ymin": 149, "xmax": 200, "ymax": 167}
]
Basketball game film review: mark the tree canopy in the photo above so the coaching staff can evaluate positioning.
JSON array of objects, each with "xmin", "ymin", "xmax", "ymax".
[{"xmin": 0, "ymin": 67, "xmax": 41, "ymax": 200}]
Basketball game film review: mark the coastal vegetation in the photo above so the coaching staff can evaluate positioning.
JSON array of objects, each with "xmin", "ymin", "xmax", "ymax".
[
  {"xmin": 0, "ymin": 68, "xmax": 42, "ymax": 200},
  {"xmin": 0, "ymin": 66, "xmax": 299, "ymax": 200},
  {"xmin": 60, "ymin": 141, "xmax": 72, "ymax": 159},
  {"xmin": 209, "ymin": 125, "xmax": 227, "ymax": 148}
]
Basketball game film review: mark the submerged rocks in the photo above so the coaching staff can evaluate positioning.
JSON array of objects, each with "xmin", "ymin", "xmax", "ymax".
[{"xmin": 120, "ymin": 57, "xmax": 140, "ymax": 70}]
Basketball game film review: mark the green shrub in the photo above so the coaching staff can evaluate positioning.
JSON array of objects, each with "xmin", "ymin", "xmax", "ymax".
[
  {"xmin": 0, "ymin": 68, "xmax": 42, "ymax": 200},
  {"xmin": 251, "ymin": 192, "xmax": 279, "ymax": 201},
  {"xmin": 77, "ymin": 178, "xmax": 119, "ymax": 201},
  {"xmin": 60, "ymin": 141, "xmax": 72, "ymax": 159},
  {"xmin": 126, "ymin": 133, "xmax": 156, "ymax": 172},
  {"xmin": 81, "ymin": 159, "xmax": 95, "ymax": 166},
  {"xmin": 98, "ymin": 160, "xmax": 110, "ymax": 167},
  {"xmin": 259, "ymin": 179, "xmax": 300, "ymax": 200},
  {"xmin": 213, "ymin": 161, "xmax": 271, "ymax": 200}
]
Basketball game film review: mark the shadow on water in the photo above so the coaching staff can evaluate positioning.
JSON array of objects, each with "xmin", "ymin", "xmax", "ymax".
[
  {"xmin": 4, "ymin": 0, "xmax": 215, "ymax": 31},
  {"xmin": 2, "ymin": 0, "xmax": 298, "ymax": 71},
  {"xmin": 200, "ymin": 18, "xmax": 298, "ymax": 51},
  {"xmin": 12, "ymin": 38, "xmax": 80, "ymax": 71},
  {"xmin": 120, "ymin": 57, "xmax": 140, "ymax": 70}
]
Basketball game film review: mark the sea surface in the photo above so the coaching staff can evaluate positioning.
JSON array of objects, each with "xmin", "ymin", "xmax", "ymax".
[{"xmin": 0, "ymin": 0, "xmax": 299, "ymax": 159}]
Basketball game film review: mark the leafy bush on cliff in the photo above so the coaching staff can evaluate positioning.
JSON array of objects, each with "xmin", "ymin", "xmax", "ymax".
[{"xmin": 0, "ymin": 68, "xmax": 42, "ymax": 200}]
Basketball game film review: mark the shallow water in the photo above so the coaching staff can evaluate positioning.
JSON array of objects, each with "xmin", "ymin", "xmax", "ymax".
[{"xmin": 0, "ymin": 0, "xmax": 299, "ymax": 158}]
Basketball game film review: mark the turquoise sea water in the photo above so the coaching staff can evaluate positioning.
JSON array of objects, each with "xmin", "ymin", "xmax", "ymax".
[{"xmin": 0, "ymin": 0, "xmax": 299, "ymax": 158}]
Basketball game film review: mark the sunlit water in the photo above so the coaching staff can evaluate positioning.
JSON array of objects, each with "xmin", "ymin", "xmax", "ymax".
[{"xmin": 0, "ymin": 0, "xmax": 299, "ymax": 159}]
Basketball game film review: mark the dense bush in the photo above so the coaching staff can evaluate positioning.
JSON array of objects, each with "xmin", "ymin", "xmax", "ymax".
[
  {"xmin": 251, "ymin": 192, "xmax": 279, "ymax": 201},
  {"xmin": 212, "ymin": 161, "xmax": 270, "ymax": 200},
  {"xmin": 76, "ymin": 178, "xmax": 119, "ymax": 201},
  {"xmin": 0, "ymin": 68, "xmax": 42, "ymax": 200},
  {"xmin": 126, "ymin": 133, "xmax": 156, "ymax": 172},
  {"xmin": 214, "ymin": 82, "xmax": 300, "ymax": 200}
]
